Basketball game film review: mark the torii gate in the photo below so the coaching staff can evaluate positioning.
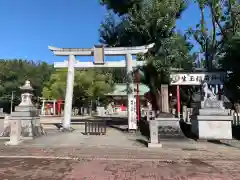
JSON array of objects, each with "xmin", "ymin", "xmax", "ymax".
[{"xmin": 48, "ymin": 44, "xmax": 154, "ymax": 131}]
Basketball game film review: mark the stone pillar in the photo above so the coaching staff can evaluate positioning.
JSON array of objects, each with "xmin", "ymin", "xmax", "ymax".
[
  {"xmin": 161, "ymin": 85, "xmax": 169, "ymax": 113},
  {"xmin": 41, "ymin": 100, "xmax": 45, "ymax": 115},
  {"xmin": 126, "ymin": 53, "xmax": 137, "ymax": 130},
  {"xmin": 148, "ymin": 120, "xmax": 162, "ymax": 148},
  {"xmin": 53, "ymin": 100, "xmax": 56, "ymax": 115},
  {"xmin": 63, "ymin": 55, "xmax": 75, "ymax": 130},
  {"xmin": 5, "ymin": 120, "xmax": 21, "ymax": 145}
]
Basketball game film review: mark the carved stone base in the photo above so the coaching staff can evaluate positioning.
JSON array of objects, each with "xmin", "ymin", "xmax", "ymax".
[
  {"xmin": 148, "ymin": 117, "xmax": 186, "ymax": 148},
  {"xmin": 192, "ymin": 116, "xmax": 232, "ymax": 140},
  {"xmin": 2, "ymin": 106, "xmax": 45, "ymax": 145},
  {"xmin": 156, "ymin": 118, "xmax": 186, "ymax": 139}
]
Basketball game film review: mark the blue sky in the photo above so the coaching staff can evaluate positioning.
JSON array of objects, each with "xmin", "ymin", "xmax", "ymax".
[{"xmin": 0, "ymin": 0, "xmax": 209, "ymax": 64}]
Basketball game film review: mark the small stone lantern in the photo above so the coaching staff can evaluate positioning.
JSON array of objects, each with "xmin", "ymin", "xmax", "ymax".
[{"xmin": 19, "ymin": 80, "xmax": 34, "ymax": 106}]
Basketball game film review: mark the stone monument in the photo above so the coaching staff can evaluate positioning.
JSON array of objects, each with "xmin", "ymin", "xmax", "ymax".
[
  {"xmin": 191, "ymin": 81, "xmax": 232, "ymax": 140},
  {"xmin": 5, "ymin": 80, "xmax": 45, "ymax": 145}
]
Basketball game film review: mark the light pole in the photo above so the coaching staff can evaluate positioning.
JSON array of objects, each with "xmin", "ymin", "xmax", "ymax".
[{"xmin": 10, "ymin": 91, "xmax": 15, "ymax": 114}]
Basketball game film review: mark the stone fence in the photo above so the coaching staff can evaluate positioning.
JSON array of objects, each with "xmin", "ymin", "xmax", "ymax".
[
  {"xmin": 233, "ymin": 113, "xmax": 240, "ymax": 126},
  {"xmin": 180, "ymin": 106, "xmax": 240, "ymax": 126}
]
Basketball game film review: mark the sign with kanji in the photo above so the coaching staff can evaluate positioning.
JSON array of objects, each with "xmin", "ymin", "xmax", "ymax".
[{"xmin": 170, "ymin": 72, "xmax": 225, "ymax": 85}]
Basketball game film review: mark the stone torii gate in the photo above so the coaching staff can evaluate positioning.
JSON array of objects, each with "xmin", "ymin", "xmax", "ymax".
[{"xmin": 48, "ymin": 44, "xmax": 154, "ymax": 131}]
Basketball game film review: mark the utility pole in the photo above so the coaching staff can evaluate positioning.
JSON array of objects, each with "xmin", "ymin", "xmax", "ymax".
[{"xmin": 10, "ymin": 91, "xmax": 15, "ymax": 114}]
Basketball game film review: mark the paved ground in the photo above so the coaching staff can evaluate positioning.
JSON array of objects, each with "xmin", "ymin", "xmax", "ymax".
[
  {"xmin": 0, "ymin": 156, "xmax": 240, "ymax": 180},
  {"xmin": 0, "ymin": 123, "xmax": 240, "ymax": 179},
  {"xmin": 0, "ymin": 146, "xmax": 240, "ymax": 180}
]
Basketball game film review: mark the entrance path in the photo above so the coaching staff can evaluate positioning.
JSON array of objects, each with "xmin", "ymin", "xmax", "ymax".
[
  {"xmin": 16, "ymin": 127, "xmax": 144, "ymax": 148},
  {"xmin": 0, "ymin": 156, "xmax": 239, "ymax": 180},
  {"xmin": 1, "ymin": 126, "xmax": 240, "ymax": 179}
]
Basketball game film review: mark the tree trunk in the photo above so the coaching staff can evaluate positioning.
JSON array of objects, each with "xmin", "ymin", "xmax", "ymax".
[
  {"xmin": 155, "ymin": 89, "xmax": 162, "ymax": 112},
  {"xmin": 148, "ymin": 89, "xmax": 162, "ymax": 113}
]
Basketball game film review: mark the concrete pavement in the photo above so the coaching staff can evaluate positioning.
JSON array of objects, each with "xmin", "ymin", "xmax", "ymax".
[
  {"xmin": 0, "ymin": 146, "xmax": 240, "ymax": 179},
  {"xmin": 1, "ymin": 119, "xmax": 240, "ymax": 179}
]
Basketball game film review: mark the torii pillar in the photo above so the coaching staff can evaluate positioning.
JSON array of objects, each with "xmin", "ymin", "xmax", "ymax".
[{"xmin": 49, "ymin": 44, "xmax": 154, "ymax": 131}]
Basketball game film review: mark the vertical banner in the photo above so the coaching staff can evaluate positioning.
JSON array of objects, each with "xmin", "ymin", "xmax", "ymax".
[{"xmin": 128, "ymin": 97, "xmax": 137, "ymax": 130}]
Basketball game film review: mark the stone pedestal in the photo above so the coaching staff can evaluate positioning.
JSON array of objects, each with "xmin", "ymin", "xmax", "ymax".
[
  {"xmin": 5, "ymin": 105, "xmax": 44, "ymax": 145},
  {"xmin": 148, "ymin": 115, "xmax": 185, "ymax": 148},
  {"xmin": 156, "ymin": 116, "xmax": 185, "ymax": 139},
  {"xmin": 192, "ymin": 102, "xmax": 233, "ymax": 140}
]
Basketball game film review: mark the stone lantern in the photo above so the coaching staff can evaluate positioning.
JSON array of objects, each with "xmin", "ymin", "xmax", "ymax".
[
  {"xmin": 19, "ymin": 80, "xmax": 34, "ymax": 106},
  {"xmin": 5, "ymin": 80, "xmax": 45, "ymax": 146}
]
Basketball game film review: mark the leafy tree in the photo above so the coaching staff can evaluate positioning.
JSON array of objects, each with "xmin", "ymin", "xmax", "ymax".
[
  {"xmin": 220, "ymin": 35, "xmax": 240, "ymax": 101},
  {"xmin": 0, "ymin": 59, "xmax": 53, "ymax": 112},
  {"xmin": 100, "ymin": 0, "xmax": 141, "ymax": 15},
  {"xmin": 99, "ymin": 0, "xmax": 194, "ymax": 111},
  {"xmin": 42, "ymin": 69, "xmax": 114, "ymax": 107},
  {"xmin": 187, "ymin": 0, "xmax": 240, "ymax": 69},
  {"xmin": 101, "ymin": 67, "xmax": 127, "ymax": 83}
]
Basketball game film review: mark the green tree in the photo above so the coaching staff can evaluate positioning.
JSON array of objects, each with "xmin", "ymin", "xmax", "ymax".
[
  {"xmin": 0, "ymin": 59, "xmax": 53, "ymax": 112},
  {"xmin": 100, "ymin": 0, "xmax": 141, "ymax": 15},
  {"xmin": 101, "ymin": 67, "xmax": 127, "ymax": 83},
  {"xmin": 220, "ymin": 35, "xmax": 240, "ymax": 101},
  {"xmin": 42, "ymin": 69, "xmax": 114, "ymax": 107},
  {"xmin": 187, "ymin": 0, "xmax": 240, "ymax": 69},
  {"xmin": 99, "ymin": 0, "xmax": 194, "ymax": 110}
]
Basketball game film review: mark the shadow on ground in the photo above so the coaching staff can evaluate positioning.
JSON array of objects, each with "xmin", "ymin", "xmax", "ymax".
[
  {"xmin": 105, "ymin": 117, "xmax": 129, "ymax": 132},
  {"xmin": 70, "ymin": 116, "xmax": 240, "ymax": 147},
  {"xmin": 179, "ymin": 121, "xmax": 198, "ymax": 140},
  {"xmin": 232, "ymin": 126, "xmax": 240, "ymax": 140},
  {"xmin": 207, "ymin": 140, "xmax": 233, "ymax": 147}
]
